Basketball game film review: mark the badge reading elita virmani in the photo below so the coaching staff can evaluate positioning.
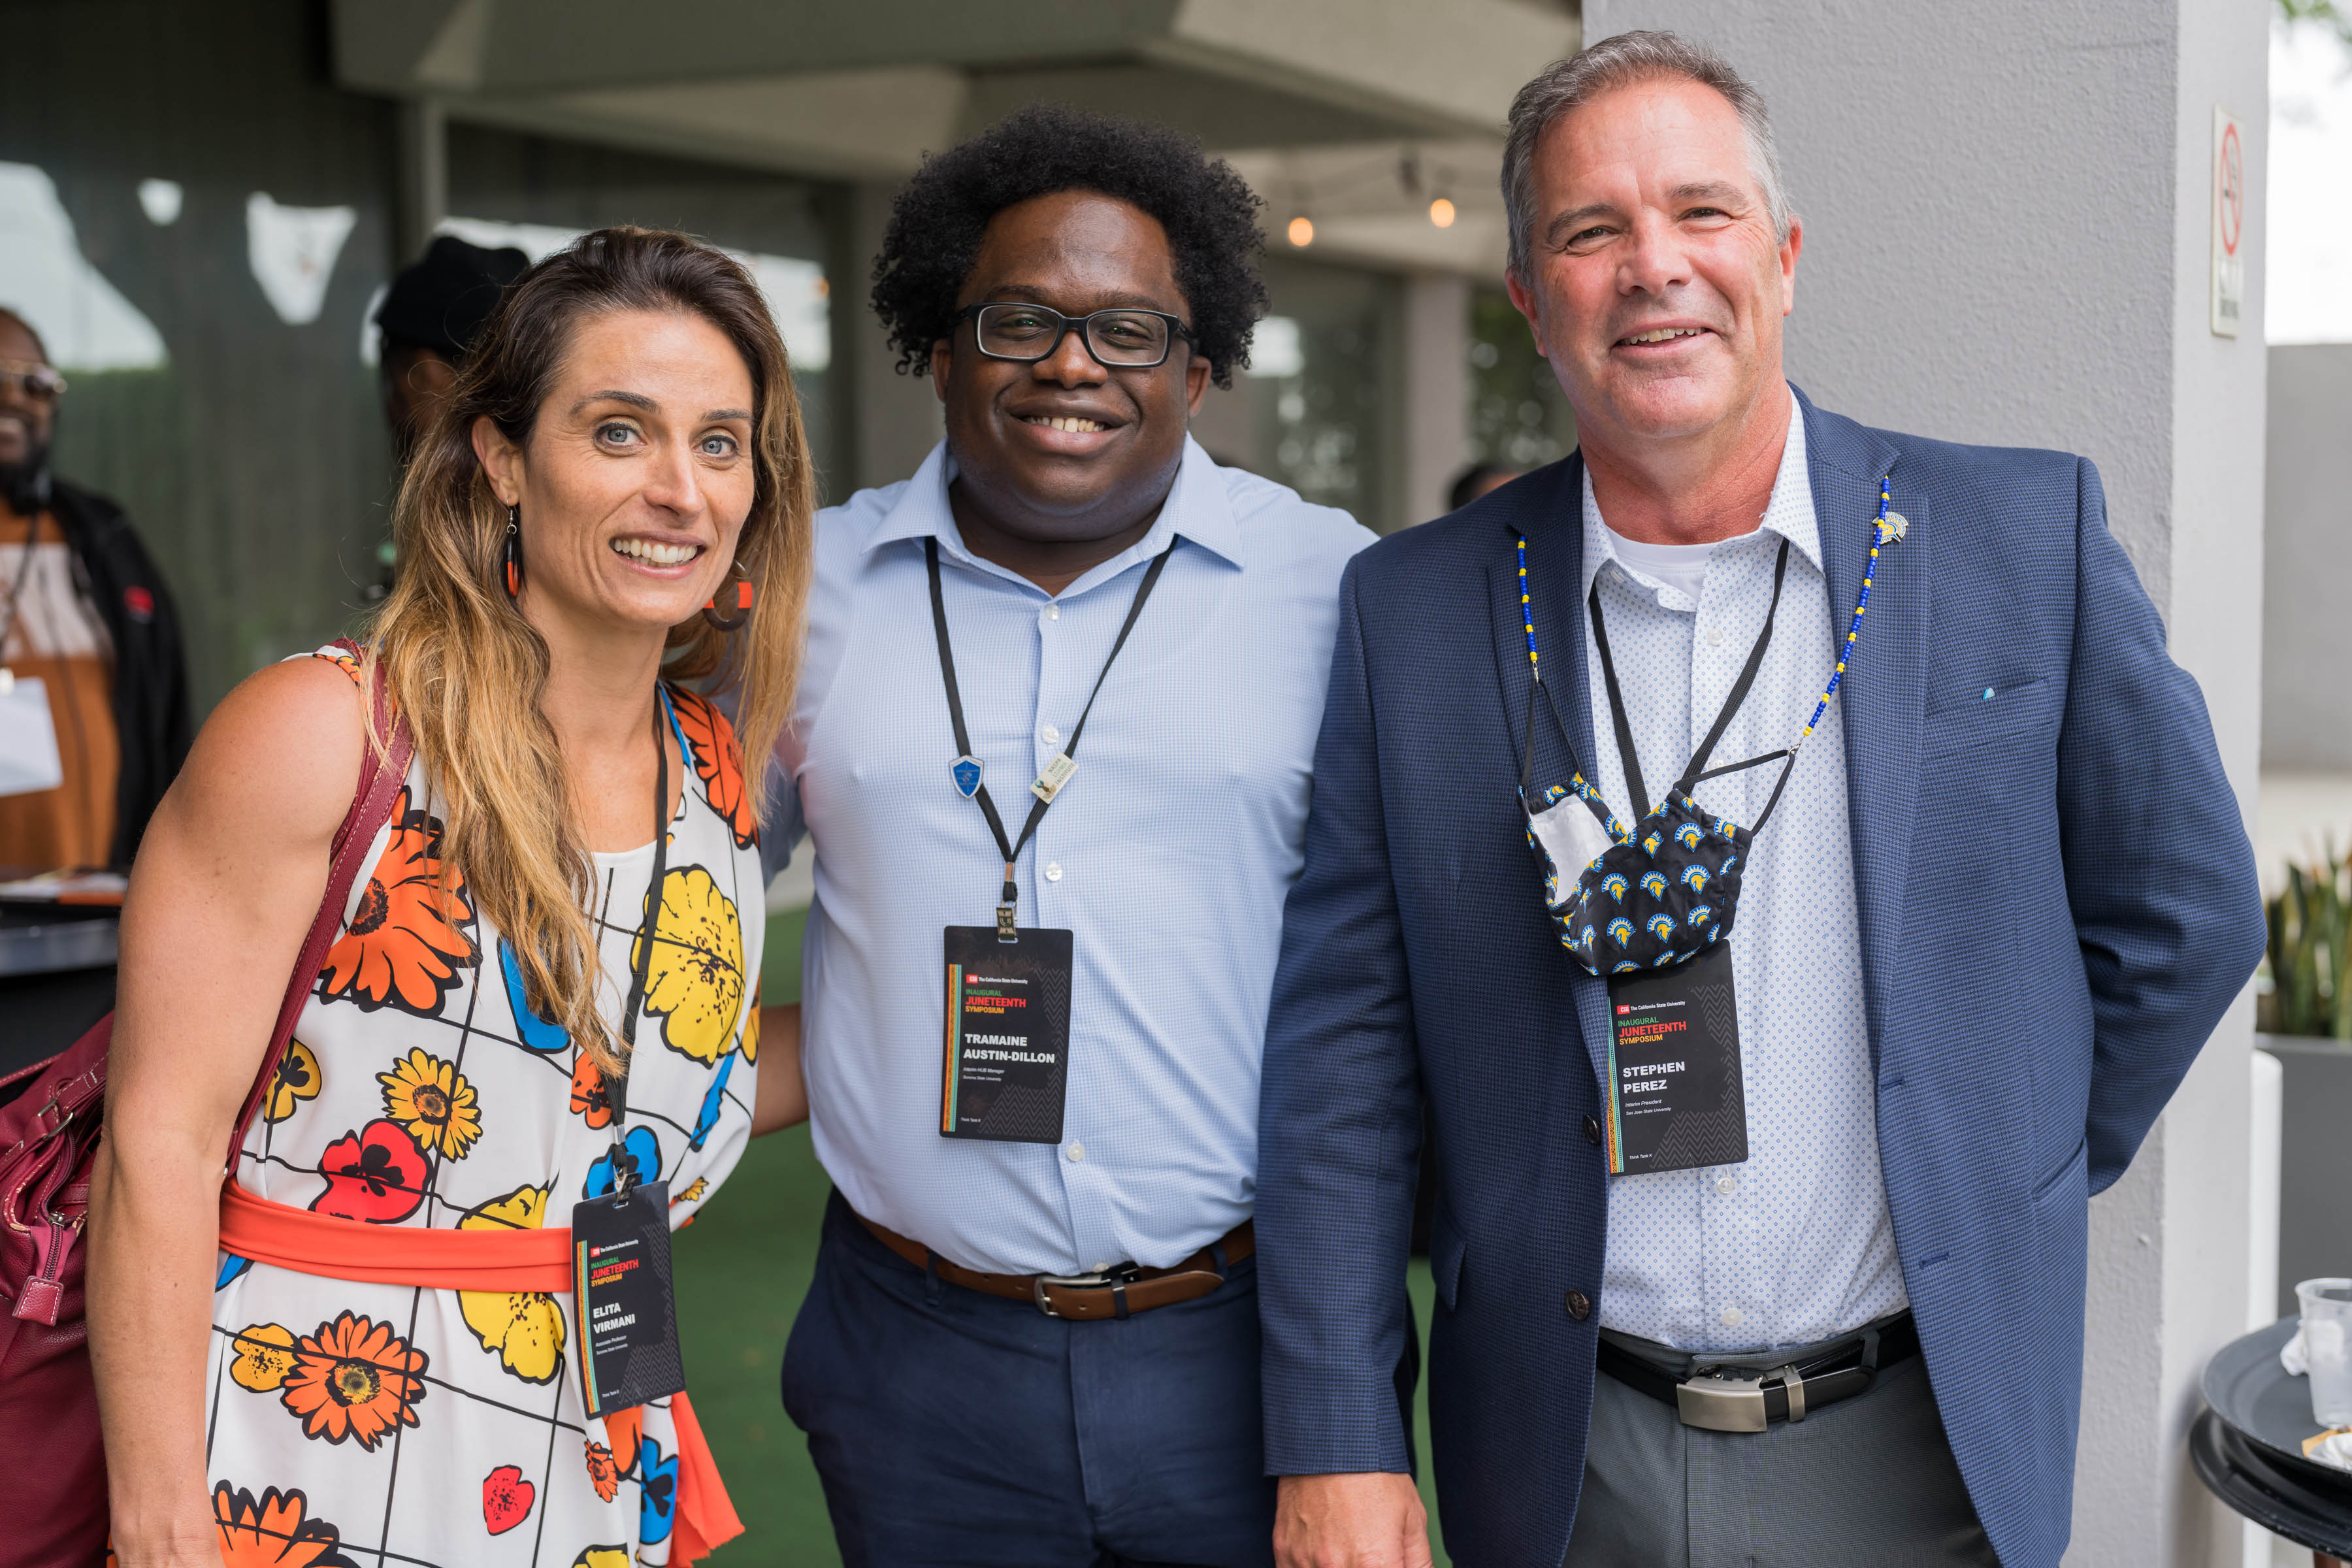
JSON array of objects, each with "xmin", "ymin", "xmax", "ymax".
[
  {"xmin": 1603, "ymin": 944, "xmax": 1749, "ymax": 1176},
  {"xmin": 941, "ymin": 924, "xmax": 1074, "ymax": 1143},
  {"xmin": 571, "ymin": 1180, "xmax": 687, "ymax": 1420}
]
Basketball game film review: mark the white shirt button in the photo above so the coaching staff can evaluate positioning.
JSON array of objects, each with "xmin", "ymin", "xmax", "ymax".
[
  {"xmin": 1066, "ymin": 1141, "xmax": 1085, "ymax": 1162},
  {"xmin": 1714, "ymin": 1174, "xmax": 1739, "ymax": 1196},
  {"xmin": 1041, "ymin": 724, "xmax": 1061, "ymax": 746},
  {"xmin": 1045, "ymin": 602, "xmax": 1060, "ymax": 621},
  {"xmin": 1720, "ymin": 1306, "xmax": 1744, "ymax": 1329},
  {"xmin": 1706, "ymin": 624, "xmax": 1725, "ymax": 648},
  {"xmin": 1045, "ymin": 862, "xmax": 1063, "ymax": 882}
]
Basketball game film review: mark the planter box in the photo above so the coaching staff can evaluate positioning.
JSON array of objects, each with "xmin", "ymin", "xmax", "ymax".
[{"xmin": 2260, "ymin": 1034, "xmax": 2352, "ymax": 1318}]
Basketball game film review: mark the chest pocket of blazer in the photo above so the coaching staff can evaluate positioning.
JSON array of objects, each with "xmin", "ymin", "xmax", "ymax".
[{"xmin": 1923, "ymin": 676, "xmax": 2055, "ymax": 760}]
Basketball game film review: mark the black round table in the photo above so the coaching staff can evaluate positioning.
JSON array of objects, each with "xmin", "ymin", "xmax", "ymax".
[{"xmin": 2195, "ymin": 1318, "xmax": 2352, "ymax": 1561}]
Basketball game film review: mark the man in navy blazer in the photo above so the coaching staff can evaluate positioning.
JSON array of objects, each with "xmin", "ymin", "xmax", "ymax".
[{"xmin": 1257, "ymin": 32, "xmax": 2265, "ymax": 1568}]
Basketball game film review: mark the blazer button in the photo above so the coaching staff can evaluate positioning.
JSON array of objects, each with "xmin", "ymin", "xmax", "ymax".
[
  {"xmin": 1582, "ymin": 1115, "xmax": 1602, "ymax": 1147},
  {"xmin": 1565, "ymin": 1289, "xmax": 1592, "ymax": 1321}
]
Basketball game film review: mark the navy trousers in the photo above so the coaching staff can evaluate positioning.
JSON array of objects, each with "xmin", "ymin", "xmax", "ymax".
[{"xmin": 781, "ymin": 1191, "xmax": 1279, "ymax": 1568}]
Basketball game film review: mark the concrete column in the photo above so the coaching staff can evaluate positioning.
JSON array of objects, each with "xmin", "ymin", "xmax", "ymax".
[
  {"xmin": 1575, "ymin": 3, "xmax": 2268, "ymax": 1563},
  {"xmin": 1400, "ymin": 271, "xmax": 1472, "ymax": 527},
  {"xmin": 393, "ymin": 98, "xmax": 446, "ymax": 267},
  {"xmin": 837, "ymin": 178, "xmax": 944, "ymax": 497}
]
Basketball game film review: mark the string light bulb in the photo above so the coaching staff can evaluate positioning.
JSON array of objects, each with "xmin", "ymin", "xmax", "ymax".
[
  {"xmin": 1428, "ymin": 197, "xmax": 1456, "ymax": 229},
  {"xmin": 1286, "ymin": 215, "xmax": 1315, "ymax": 247}
]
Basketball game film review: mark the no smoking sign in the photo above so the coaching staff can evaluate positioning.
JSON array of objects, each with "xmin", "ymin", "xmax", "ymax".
[{"xmin": 2211, "ymin": 106, "xmax": 2246, "ymax": 338}]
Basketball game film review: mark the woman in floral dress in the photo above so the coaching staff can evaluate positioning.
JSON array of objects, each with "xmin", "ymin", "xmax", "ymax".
[{"xmin": 90, "ymin": 228, "xmax": 815, "ymax": 1568}]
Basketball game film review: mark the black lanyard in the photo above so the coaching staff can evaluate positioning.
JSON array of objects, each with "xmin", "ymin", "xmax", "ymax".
[
  {"xmin": 1583, "ymin": 536, "xmax": 1799, "ymax": 830},
  {"xmin": 604, "ymin": 689, "xmax": 670, "ymax": 1179},
  {"xmin": 925, "ymin": 535, "xmax": 1173, "ymax": 936}
]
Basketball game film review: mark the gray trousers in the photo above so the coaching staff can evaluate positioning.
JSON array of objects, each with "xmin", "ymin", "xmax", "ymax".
[{"xmin": 1563, "ymin": 1331, "xmax": 2001, "ymax": 1567}]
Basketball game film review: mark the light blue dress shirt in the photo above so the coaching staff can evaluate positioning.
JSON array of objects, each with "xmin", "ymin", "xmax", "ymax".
[
  {"xmin": 1577, "ymin": 399, "xmax": 1909, "ymax": 1350},
  {"xmin": 766, "ymin": 436, "xmax": 1372, "ymax": 1276}
]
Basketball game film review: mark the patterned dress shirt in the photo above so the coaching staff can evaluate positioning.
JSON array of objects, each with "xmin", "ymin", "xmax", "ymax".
[{"xmin": 1577, "ymin": 398, "xmax": 1910, "ymax": 1351}]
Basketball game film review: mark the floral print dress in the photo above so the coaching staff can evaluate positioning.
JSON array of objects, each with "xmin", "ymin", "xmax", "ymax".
[{"xmin": 199, "ymin": 651, "xmax": 764, "ymax": 1568}]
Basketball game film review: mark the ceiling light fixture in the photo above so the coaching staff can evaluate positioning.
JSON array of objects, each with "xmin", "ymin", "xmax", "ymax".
[
  {"xmin": 1287, "ymin": 216, "xmax": 1315, "ymax": 247},
  {"xmin": 1429, "ymin": 197, "xmax": 1456, "ymax": 229}
]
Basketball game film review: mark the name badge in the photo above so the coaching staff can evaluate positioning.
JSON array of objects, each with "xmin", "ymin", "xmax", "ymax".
[
  {"xmin": 1602, "ymin": 943, "xmax": 1748, "ymax": 1177},
  {"xmin": 571, "ymin": 1181, "xmax": 686, "ymax": 1420},
  {"xmin": 941, "ymin": 924, "xmax": 1073, "ymax": 1144}
]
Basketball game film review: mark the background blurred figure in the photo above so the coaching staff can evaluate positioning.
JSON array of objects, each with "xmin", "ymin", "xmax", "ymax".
[
  {"xmin": 0, "ymin": 306, "xmax": 189, "ymax": 871},
  {"xmin": 374, "ymin": 234, "xmax": 530, "ymax": 464},
  {"xmin": 1447, "ymin": 461, "xmax": 1524, "ymax": 511}
]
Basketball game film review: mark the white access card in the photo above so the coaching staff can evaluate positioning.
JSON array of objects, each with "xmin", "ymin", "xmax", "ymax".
[{"xmin": 0, "ymin": 676, "xmax": 65, "ymax": 798}]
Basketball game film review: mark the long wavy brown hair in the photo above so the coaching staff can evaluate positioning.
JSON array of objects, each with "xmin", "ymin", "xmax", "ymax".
[{"xmin": 366, "ymin": 227, "xmax": 814, "ymax": 1074}]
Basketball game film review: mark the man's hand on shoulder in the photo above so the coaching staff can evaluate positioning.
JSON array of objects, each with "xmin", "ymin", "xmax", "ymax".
[{"xmin": 1275, "ymin": 1473, "xmax": 1434, "ymax": 1568}]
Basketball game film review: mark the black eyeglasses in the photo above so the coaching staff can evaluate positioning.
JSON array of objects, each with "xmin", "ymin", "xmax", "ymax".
[
  {"xmin": 0, "ymin": 361, "xmax": 66, "ymax": 404},
  {"xmin": 958, "ymin": 303, "xmax": 1196, "ymax": 369}
]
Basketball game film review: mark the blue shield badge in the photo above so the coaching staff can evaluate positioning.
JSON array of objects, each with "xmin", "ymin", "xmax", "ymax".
[{"xmin": 951, "ymin": 755, "xmax": 984, "ymax": 798}]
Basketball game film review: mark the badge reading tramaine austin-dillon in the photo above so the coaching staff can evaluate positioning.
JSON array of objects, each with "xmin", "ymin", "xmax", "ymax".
[{"xmin": 941, "ymin": 924, "xmax": 1074, "ymax": 1144}]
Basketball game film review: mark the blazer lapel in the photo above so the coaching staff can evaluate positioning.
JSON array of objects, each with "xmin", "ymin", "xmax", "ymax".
[
  {"xmin": 1801, "ymin": 391, "xmax": 1927, "ymax": 1069},
  {"xmin": 1483, "ymin": 454, "xmax": 1615, "ymax": 1089}
]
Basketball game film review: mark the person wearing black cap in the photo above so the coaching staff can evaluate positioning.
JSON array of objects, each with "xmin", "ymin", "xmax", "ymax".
[{"xmin": 374, "ymin": 235, "xmax": 530, "ymax": 464}]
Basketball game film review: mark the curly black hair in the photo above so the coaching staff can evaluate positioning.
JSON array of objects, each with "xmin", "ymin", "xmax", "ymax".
[{"xmin": 871, "ymin": 104, "xmax": 1267, "ymax": 389}]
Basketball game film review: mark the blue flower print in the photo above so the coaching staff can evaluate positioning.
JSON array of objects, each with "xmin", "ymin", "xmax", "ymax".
[
  {"xmin": 639, "ymin": 1434, "xmax": 679, "ymax": 1544},
  {"xmin": 585, "ymin": 1125, "xmax": 662, "ymax": 1199},
  {"xmin": 217, "ymin": 1253, "xmax": 252, "ymax": 1290},
  {"xmin": 499, "ymin": 938, "xmax": 568, "ymax": 1053},
  {"xmin": 688, "ymin": 1054, "xmax": 736, "ymax": 1152}
]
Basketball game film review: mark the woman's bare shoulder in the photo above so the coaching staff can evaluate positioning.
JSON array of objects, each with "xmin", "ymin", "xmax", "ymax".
[{"xmin": 165, "ymin": 655, "xmax": 380, "ymax": 850}]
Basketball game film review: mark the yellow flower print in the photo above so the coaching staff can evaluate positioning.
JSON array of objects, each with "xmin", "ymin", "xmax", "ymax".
[
  {"xmin": 456, "ymin": 1185, "xmax": 566, "ymax": 1384},
  {"xmin": 740, "ymin": 986, "xmax": 761, "ymax": 1065},
  {"xmin": 227, "ymin": 1323, "xmax": 297, "ymax": 1392},
  {"xmin": 632, "ymin": 866, "xmax": 744, "ymax": 1064},
  {"xmin": 263, "ymin": 1041, "xmax": 323, "ymax": 1123},
  {"xmin": 672, "ymin": 1177, "xmax": 708, "ymax": 1207},
  {"xmin": 378, "ymin": 1048, "xmax": 482, "ymax": 1160},
  {"xmin": 574, "ymin": 1551, "xmax": 629, "ymax": 1568}
]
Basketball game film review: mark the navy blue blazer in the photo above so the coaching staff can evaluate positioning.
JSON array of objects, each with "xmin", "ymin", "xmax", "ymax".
[{"xmin": 1256, "ymin": 391, "xmax": 2266, "ymax": 1568}]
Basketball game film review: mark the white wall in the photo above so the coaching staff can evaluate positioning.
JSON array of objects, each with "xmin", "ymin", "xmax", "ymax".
[
  {"xmin": 1575, "ymin": 3, "xmax": 2268, "ymax": 1562},
  {"xmin": 2262, "ymin": 345, "xmax": 2352, "ymax": 772}
]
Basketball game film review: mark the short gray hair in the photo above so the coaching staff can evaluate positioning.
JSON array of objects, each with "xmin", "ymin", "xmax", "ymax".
[{"xmin": 1501, "ymin": 30, "xmax": 1792, "ymax": 283}]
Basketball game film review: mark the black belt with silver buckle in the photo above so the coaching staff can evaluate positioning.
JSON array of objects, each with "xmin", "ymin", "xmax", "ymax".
[{"xmin": 1593, "ymin": 1311, "xmax": 1920, "ymax": 1433}]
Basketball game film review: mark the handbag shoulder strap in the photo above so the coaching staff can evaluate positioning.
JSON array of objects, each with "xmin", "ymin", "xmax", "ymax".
[{"xmin": 221, "ymin": 638, "xmax": 416, "ymax": 1169}]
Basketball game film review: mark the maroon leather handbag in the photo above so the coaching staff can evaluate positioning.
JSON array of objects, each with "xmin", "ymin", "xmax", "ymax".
[{"xmin": 0, "ymin": 643, "xmax": 411, "ymax": 1566}]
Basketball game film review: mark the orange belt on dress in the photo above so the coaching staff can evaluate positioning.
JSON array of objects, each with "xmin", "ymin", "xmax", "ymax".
[{"xmin": 218, "ymin": 1179, "xmax": 743, "ymax": 1563}]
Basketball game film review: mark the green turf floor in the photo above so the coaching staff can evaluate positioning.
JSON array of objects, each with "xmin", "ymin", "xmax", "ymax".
[{"xmin": 673, "ymin": 907, "xmax": 1450, "ymax": 1563}]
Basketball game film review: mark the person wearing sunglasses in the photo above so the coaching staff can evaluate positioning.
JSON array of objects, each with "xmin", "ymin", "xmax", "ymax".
[
  {"xmin": 0, "ymin": 306, "xmax": 191, "ymax": 873},
  {"xmin": 760, "ymin": 105, "xmax": 1373, "ymax": 1566}
]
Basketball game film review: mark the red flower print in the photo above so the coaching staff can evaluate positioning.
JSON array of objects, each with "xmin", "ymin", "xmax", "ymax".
[
  {"xmin": 670, "ymin": 687, "xmax": 758, "ymax": 849},
  {"xmin": 318, "ymin": 787, "xmax": 476, "ymax": 1017},
  {"xmin": 311, "ymin": 1120, "xmax": 428, "ymax": 1222},
  {"xmin": 482, "ymin": 1464, "xmax": 535, "ymax": 1534}
]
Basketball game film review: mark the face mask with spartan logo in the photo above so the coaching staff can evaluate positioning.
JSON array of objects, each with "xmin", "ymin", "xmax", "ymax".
[{"xmin": 1514, "ymin": 487, "xmax": 1903, "ymax": 977}]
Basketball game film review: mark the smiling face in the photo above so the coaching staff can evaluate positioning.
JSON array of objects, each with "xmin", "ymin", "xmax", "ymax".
[
  {"xmin": 472, "ymin": 308, "xmax": 755, "ymax": 642},
  {"xmin": 930, "ymin": 190, "xmax": 1210, "ymax": 546},
  {"xmin": 0, "ymin": 313, "xmax": 56, "ymax": 477},
  {"xmin": 1505, "ymin": 76, "xmax": 1800, "ymax": 453}
]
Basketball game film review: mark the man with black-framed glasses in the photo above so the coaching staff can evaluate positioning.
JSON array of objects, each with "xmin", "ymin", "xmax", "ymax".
[
  {"xmin": 0, "ymin": 306, "xmax": 189, "ymax": 874},
  {"xmin": 759, "ymin": 106, "xmax": 1372, "ymax": 1567}
]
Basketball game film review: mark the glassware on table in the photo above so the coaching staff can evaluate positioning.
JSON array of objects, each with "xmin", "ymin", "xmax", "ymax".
[{"xmin": 2298, "ymin": 1278, "xmax": 2352, "ymax": 1427}]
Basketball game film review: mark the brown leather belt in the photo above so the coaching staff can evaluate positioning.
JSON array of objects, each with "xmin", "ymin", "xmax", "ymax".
[{"xmin": 857, "ymin": 1213, "xmax": 1253, "ymax": 1321}]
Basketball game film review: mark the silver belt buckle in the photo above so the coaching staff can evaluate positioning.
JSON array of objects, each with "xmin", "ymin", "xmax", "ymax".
[
  {"xmin": 1675, "ymin": 1370, "xmax": 1769, "ymax": 1433},
  {"xmin": 1031, "ymin": 1263, "xmax": 1137, "ymax": 1318}
]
